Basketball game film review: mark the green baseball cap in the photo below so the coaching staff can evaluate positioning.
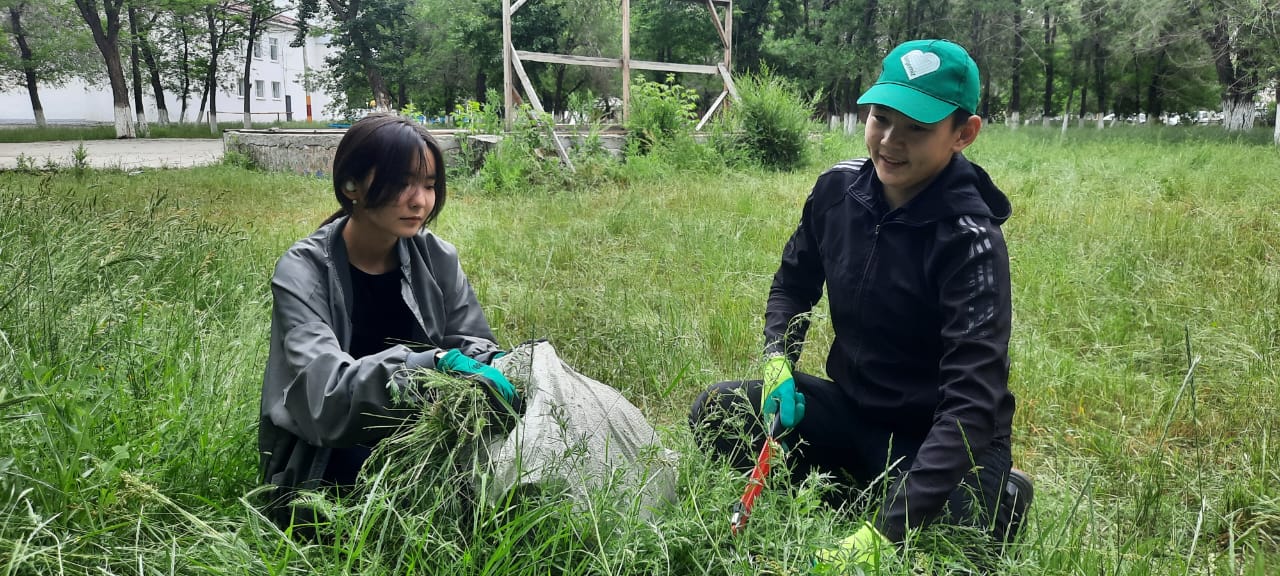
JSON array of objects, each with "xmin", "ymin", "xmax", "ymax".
[{"xmin": 856, "ymin": 39, "xmax": 980, "ymax": 124}]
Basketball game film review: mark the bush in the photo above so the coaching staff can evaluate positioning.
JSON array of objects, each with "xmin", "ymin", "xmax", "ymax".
[
  {"xmin": 626, "ymin": 75, "xmax": 699, "ymax": 154},
  {"xmin": 472, "ymin": 106, "xmax": 571, "ymax": 195},
  {"xmin": 728, "ymin": 67, "xmax": 819, "ymax": 171}
]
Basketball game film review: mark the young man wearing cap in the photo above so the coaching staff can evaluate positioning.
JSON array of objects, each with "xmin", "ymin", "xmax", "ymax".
[{"xmin": 689, "ymin": 39, "xmax": 1032, "ymax": 570}]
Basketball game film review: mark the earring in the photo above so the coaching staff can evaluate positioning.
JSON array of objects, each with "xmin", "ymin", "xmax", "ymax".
[{"xmin": 344, "ymin": 181, "xmax": 356, "ymax": 192}]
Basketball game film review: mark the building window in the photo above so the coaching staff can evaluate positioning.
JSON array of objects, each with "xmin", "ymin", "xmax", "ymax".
[
  {"xmin": 253, "ymin": 38, "xmax": 264, "ymax": 59},
  {"xmin": 236, "ymin": 79, "xmax": 246, "ymax": 98},
  {"xmin": 272, "ymin": 81, "xmax": 281, "ymax": 100},
  {"xmin": 255, "ymin": 80, "xmax": 265, "ymax": 99},
  {"xmin": 269, "ymin": 37, "xmax": 280, "ymax": 62}
]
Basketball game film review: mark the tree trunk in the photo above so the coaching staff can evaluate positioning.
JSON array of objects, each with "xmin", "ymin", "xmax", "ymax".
[
  {"xmin": 1146, "ymin": 49, "xmax": 1165, "ymax": 122},
  {"xmin": 1042, "ymin": 11, "xmax": 1055, "ymax": 117},
  {"xmin": 243, "ymin": 12, "xmax": 259, "ymax": 129},
  {"xmin": 74, "ymin": 0, "xmax": 136, "ymax": 138},
  {"xmin": 350, "ymin": 27, "xmax": 391, "ymax": 109},
  {"xmin": 196, "ymin": 79, "xmax": 208, "ymax": 126},
  {"xmin": 1222, "ymin": 95, "xmax": 1256, "ymax": 131},
  {"xmin": 1202, "ymin": 14, "xmax": 1257, "ymax": 132},
  {"xmin": 140, "ymin": 20, "xmax": 169, "ymax": 125},
  {"xmin": 129, "ymin": 3, "xmax": 149, "ymax": 136},
  {"xmin": 180, "ymin": 24, "xmax": 191, "ymax": 122},
  {"xmin": 205, "ymin": 4, "xmax": 222, "ymax": 133},
  {"xmin": 1273, "ymin": 77, "xmax": 1280, "ymax": 145},
  {"xmin": 8, "ymin": 4, "xmax": 46, "ymax": 128},
  {"xmin": 476, "ymin": 70, "xmax": 487, "ymax": 103},
  {"xmin": 1010, "ymin": 0, "xmax": 1023, "ymax": 121},
  {"xmin": 554, "ymin": 64, "xmax": 567, "ymax": 115}
]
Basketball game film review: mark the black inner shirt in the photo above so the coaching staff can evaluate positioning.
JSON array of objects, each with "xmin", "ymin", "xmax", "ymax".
[
  {"xmin": 325, "ymin": 264, "xmax": 419, "ymax": 486},
  {"xmin": 347, "ymin": 264, "xmax": 418, "ymax": 358}
]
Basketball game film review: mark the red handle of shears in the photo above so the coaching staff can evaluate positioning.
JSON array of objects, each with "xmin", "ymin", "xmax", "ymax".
[{"xmin": 730, "ymin": 414, "xmax": 784, "ymax": 536}]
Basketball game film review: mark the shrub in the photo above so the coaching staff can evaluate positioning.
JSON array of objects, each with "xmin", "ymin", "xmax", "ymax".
[
  {"xmin": 473, "ymin": 106, "xmax": 570, "ymax": 195},
  {"xmin": 626, "ymin": 75, "xmax": 699, "ymax": 154},
  {"xmin": 729, "ymin": 67, "xmax": 819, "ymax": 171}
]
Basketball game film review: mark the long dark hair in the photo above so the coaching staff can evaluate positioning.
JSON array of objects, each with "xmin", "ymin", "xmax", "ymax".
[{"xmin": 321, "ymin": 113, "xmax": 447, "ymax": 227}]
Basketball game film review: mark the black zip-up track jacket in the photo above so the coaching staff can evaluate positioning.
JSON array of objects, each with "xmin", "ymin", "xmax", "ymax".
[{"xmin": 764, "ymin": 154, "xmax": 1015, "ymax": 541}]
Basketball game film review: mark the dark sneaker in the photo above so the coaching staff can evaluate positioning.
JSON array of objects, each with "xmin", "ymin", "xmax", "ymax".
[{"xmin": 1000, "ymin": 467, "xmax": 1034, "ymax": 545}]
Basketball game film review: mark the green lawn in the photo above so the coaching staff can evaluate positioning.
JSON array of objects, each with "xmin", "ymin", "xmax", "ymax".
[
  {"xmin": 1, "ymin": 125, "xmax": 1277, "ymax": 574},
  {"xmin": 0, "ymin": 121, "xmax": 335, "ymax": 142}
]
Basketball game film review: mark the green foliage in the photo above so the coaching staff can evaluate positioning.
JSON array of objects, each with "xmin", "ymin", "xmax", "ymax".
[
  {"xmin": 398, "ymin": 100, "xmax": 423, "ymax": 119},
  {"xmin": 220, "ymin": 149, "xmax": 256, "ymax": 170},
  {"xmin": 625, "ymin": 75, "xmax": 699, "ymax": 154},
  {"xmin": 722, "ymin": 67, "xmax": 818, "ymax": 171},
  {"xmin": 0, "ymin": 0, "xmax": 100, "ymax": 89},
  {"xmin": 465, "ymin": 105, "xmax": 568, "ymax": 195},
  {"xmin": 455, "ymin": 90, "xmax": 503, "ymax": 135},
  {"xmin": 70, "ymin": 140, "xmax": 88, "ymax": 175},
  {"xmin": 12, "ymin": 152, "xmax": 37, "ymax": 172}
]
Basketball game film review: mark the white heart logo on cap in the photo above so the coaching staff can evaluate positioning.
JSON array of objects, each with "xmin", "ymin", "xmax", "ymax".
[{"xmin": 901, "ymin": 50, "xmax": 941, "ymax": 80}]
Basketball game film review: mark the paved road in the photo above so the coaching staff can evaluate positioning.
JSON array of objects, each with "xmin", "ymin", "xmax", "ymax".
[{"xmin": 0, "ymin": 138, "xmax": 224, "ymax": 170}]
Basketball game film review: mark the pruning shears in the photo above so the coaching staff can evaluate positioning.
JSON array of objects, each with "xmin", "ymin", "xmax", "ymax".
[{"xmin": 730, "ymin": 414, "xmax": 786, "ymax": 536}]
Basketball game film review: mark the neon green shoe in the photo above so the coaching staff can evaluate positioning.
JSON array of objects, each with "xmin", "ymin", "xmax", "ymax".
[{"xmin": 811, "ymin": 522, "xmax": 894, "ymax": 574}]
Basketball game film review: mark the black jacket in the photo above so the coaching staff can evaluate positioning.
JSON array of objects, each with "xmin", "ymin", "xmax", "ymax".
[{"xmin": 764, "ymin": 154, "xmax": 1015, "ymax": 541}]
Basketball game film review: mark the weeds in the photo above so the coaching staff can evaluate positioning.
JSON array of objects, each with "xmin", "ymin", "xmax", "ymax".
[
  {"xmin": 70, "ymin": 142, "xmax": 89, "ymax": 175},
  {"xmin": 625, "ymin": 75, "xmax": 699, "ymax": 154}
]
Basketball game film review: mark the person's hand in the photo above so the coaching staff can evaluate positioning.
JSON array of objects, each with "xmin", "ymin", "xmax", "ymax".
[
  {"xmin": 761, "ymin": 355, "xmax": 805, "ymax": 428},
  {"xmin": 437, "ymin": 349, "xmax": 519, "ymax": 409},
  {"xmin": 811, "ymin": 523, "xmax": 894, "ymax": 574}
]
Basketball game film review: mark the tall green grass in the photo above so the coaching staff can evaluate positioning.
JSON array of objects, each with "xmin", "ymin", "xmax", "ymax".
[{"xmin": 1, "ymin": 125, "xmax": 1277, "ymax": 574}]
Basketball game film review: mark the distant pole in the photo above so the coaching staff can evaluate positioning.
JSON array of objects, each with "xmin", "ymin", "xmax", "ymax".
[
  {"xmin": 503, "ymin": 0, "xmax": 513, "ymax": 131},
  {"xmin": 622, "ymin": 0, "xmax": 630, "ymax": 124},
  {"xmin": 302, "ymin": 37, "xmax": 313, "ymax": 122}
]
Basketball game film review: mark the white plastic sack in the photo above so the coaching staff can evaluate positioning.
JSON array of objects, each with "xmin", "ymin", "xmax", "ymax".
[{"xmin": 484, "ymin": 341, "xmax": 678, "ymax": 519}]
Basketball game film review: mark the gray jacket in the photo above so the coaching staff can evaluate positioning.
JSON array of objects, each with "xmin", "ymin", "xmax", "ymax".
[{"xmin": 258, "ymin": 216, "xmax": 500, "ymax": 512}]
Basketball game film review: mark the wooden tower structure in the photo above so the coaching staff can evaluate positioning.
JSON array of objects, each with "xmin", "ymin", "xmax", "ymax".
[{"xmin": 501, "ymin": 0, "xmax": 739, "ymax": 132}]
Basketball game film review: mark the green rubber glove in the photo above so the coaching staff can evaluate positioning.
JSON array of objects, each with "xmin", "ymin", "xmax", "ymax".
[
  {"xmin": 437, "ymin": 349, "xmax": 519, "ymax": 408},
  {"xmin": 812, "ymin": 522, "xmax": 894, "ymax": 574},
  {"xmin": 761, "ymin": 355, "xmax": 805, "ymax": 429}
]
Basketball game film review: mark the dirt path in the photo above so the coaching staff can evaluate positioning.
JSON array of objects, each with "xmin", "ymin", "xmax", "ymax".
[{"xmin": 0, "ymin": 138, "xmax": 223, "ymax": 170}]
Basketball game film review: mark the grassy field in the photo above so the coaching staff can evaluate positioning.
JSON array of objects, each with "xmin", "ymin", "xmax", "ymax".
[
  {"xmin": 0, "ymin": 121, "xmax": 335, "ymax": 143},
  {"xmin": 1, "ymin": 125, "xmax": 1277, "ymax": 574}
]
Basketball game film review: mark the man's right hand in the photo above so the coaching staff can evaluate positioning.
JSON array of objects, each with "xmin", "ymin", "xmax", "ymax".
[{"xmin": 761, "ymin": 355, "xmax": 805, "ymax": 429}]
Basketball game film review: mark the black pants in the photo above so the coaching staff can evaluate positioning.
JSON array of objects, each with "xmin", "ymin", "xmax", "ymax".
[{"xmin": 690, "ymin": 373, "xmax": 1024, "ymax": 545}]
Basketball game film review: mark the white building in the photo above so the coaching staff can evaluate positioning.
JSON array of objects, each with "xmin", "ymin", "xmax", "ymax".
[{"xmin": 0, "ymin": 13, "xmax": 339, "ymax": 125}]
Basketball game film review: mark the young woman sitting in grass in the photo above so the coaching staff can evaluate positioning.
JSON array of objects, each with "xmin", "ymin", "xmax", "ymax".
[{"xmin": 256, "ymin": 114, "xmax": 518, "ymax": 532}]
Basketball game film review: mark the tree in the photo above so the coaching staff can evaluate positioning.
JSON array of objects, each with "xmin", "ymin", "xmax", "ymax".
[
  {"xmin": 202, "ymin": 0, "xmax": 245, "ymax": 132},
  {"xmin": 128, "ymin": 0, "xmax": 172, "ymax": 125},
  {"xmin": 294, "ymin": 0, "xmax": 401, "ymax": 110},
  {"xmin": 128, "ymin": 1, "xmax": 149, "ymax": 134},
  {"xmin": 509, "ymin": 0, "xmax": 619, "ymax": 114},
  {"xmin": 762, "ymin": 0, "xmax": 881, "ymax": 115},
  {"xmin": 74, "ymin": 0, "xmax": 136, "ymax": 137},
  {"xmin": 241, "ymin": 0, "xmax": 289, "ymax": 128},
  {"xmin": 1009, "ymin": 0, "xmax": 1025, "ymax": 124},
  {"xmin": 154, "ymin": 1, "xmax": 206, "ymax": 122},
  {"xmin": 1, "ymin": 1, "xmax": 95, "ymax": 126}
]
